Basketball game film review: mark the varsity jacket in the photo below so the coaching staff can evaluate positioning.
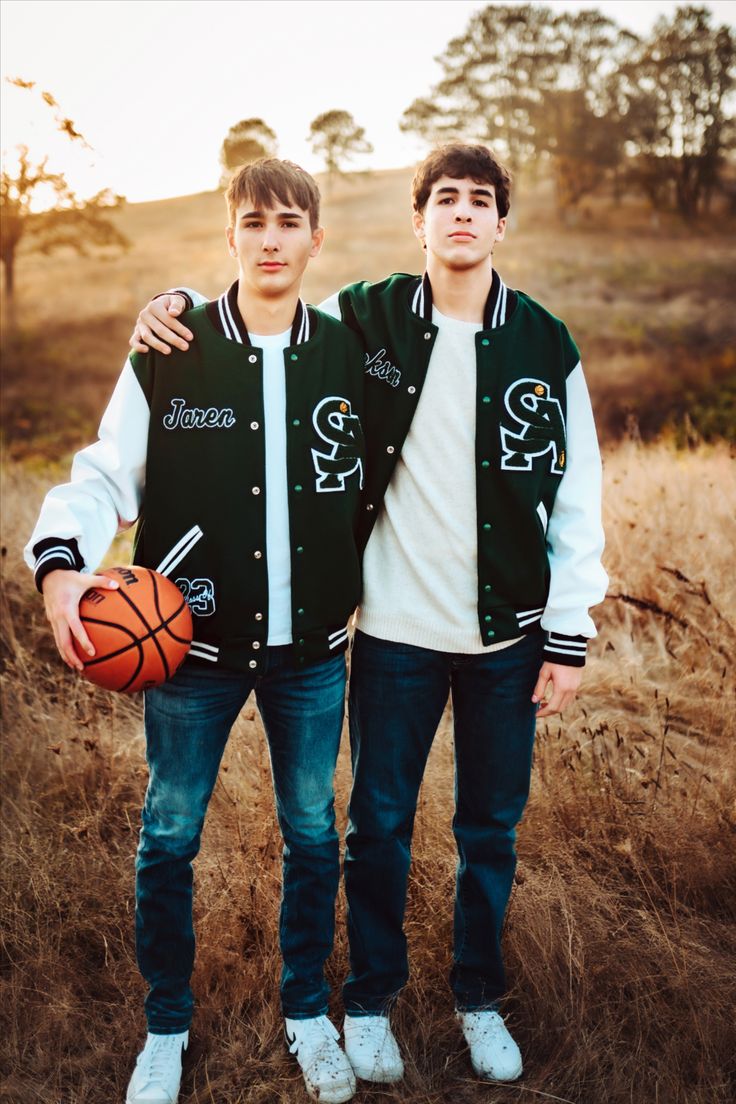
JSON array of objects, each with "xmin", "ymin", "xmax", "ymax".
[
  {"xmin": 165, "ymin": 270, "xmax": 607, "ymax": 667},
  {"xmin": 25, "ymin": 288, "xmax": 367, "ymax": 672},
  {"xmin": 324, "ymin": 272, "xmax": 607, "ymax": 666}
]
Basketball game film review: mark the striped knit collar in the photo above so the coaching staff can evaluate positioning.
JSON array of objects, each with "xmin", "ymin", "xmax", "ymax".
[
  {"xmin": 410, "ymin": 269, "xmax": 516, "ymax": 329},
  {"xmin": 205, "ymin": 280, "xmax": 312, "ymax": 346}
]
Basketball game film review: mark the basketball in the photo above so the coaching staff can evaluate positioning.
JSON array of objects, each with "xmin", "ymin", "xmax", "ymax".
[{"xmin": 73, "ymin": 566, "xmax": 193, "ymax": 693}]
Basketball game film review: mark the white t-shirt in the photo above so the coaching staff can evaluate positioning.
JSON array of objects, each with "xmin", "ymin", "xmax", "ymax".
[{"xmin": 252, "ymin": 329, "xmax": 292, "ymax": 645}]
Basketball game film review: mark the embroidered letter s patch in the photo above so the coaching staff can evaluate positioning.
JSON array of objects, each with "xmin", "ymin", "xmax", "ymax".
[
  {"xmin": 311, "ymin": 396, "xmax": 365, "ymax": 492},
  {"xmin": 500, "ymin": 378, "xmax": 566, "ymax": 475}
]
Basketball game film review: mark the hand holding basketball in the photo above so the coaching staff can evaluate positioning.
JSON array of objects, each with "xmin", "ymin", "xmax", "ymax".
[
  {"xmin": 43, "ymin": 566, "xmax": 193, "ymax": 692},
  {"xmin": 42, "ymin": 569, "xmax": 120, "ymax": 671}
]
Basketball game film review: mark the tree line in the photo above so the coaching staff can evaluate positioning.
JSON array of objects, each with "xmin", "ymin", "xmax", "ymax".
[
  {"xmin": 2, "ymin": 3, "xmax": 734, "ymax": 307},
  {"xmin": 400, "ymin": 3, "xmax": 735, "ymax": 218}
]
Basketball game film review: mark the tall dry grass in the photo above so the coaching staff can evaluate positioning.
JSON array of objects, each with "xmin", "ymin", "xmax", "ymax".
[{"xmin": 2, "ymin": 441, "xmax": 735, "ymax": 1104}]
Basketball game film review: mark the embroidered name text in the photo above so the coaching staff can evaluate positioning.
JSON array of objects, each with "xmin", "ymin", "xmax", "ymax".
[
  {"xmin": 365, "ymin": 349, "xmax": 401, "ymax": 388},
  {"xmin": 163, "ymin": 397, "xmax": 236, "ymax": 430}
]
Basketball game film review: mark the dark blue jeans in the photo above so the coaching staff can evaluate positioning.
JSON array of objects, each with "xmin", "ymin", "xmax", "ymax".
[
  {"xmin": 343, "ymin": 629, "xmax": 544, "ymax": 1014},
  {"xmin": 136, "ymin": 647, "xmax": 346, "ymax": 1032}
]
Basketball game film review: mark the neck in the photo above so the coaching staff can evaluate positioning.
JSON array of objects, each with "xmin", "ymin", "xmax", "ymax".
[
  {"xmin": 237, "ymin": 282, "xmax": 300, "ymax": 336},
  {"xmin": 426, "ymin": 256, "xmax": 493, "ymax": 323}
]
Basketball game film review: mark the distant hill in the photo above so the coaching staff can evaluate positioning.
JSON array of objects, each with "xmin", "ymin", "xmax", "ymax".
[{"xmin": 2, "ymin": 166, "xmax": 734, "ymax": 457}]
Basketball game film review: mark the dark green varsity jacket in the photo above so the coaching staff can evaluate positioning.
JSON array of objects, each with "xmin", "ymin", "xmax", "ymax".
[
  {"xmin": 28, "ymin": 294, "xmax": 366, "ymax": 673},
  {"xmin": 326, "ymin": 272, "xmax": 607, "ymax": 665}
]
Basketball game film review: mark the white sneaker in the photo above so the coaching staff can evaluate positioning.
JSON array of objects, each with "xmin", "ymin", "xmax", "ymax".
[
  {"xmin": 284, "ymin": 1015, "xmax": 356, "ymax": 1103},
  {"xmin": 125, "ymin": 1031, "xmax": 188, "ymax": 1104},
  {"xmin": 457, "ymin": 1010, "xmax": 522, "ymax": 1081},
  {"xmin": 343, "ymin": 1014, "xmax": 404, "ymax": 1083}
]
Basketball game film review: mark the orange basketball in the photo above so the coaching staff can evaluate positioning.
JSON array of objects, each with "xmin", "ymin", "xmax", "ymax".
[{"xmin": 73, "ymin": 566, "xmax": 193, "ymax": 693}]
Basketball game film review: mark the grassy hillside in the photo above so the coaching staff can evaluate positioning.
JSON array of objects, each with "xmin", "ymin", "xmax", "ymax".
[{"xmin": 2, "ymin": 167, "xmax": 735, "ymax": 461}]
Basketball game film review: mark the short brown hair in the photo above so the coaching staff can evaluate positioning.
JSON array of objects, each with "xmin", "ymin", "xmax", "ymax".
[
  {"xmin": 412, "ymin": 144, "xmax": 512, "ymax": 218},
  {"xmin": 225, "ymin": 158, "xmax": 321, "ymax": 229}
]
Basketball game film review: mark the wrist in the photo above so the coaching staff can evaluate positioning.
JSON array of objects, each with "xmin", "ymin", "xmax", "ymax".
[{"xmin": 33, "ymin": 538, "xmax": 84, "ymax": 592}]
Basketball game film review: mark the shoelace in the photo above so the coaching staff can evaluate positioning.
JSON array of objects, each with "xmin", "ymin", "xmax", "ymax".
[
  {"xmin": 287, "ymin": 1016, "xmax": 340, "ymax": 1058},
  {"xmin": 142, "ymin": 1035, "xmax": 183, "ymax": 1083}
]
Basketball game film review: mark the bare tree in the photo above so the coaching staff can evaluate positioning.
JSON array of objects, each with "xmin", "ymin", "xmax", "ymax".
[
  {"xmin": 307, "ymin": 110, "xmax": 373, "ymax": 186},
  {"xmin": 219, "ymin": 118, "xmax": 277, "ymax": 184},
  {"xmin": 1, "ymin": 80, "xmax": 127, "ymax": 311}
]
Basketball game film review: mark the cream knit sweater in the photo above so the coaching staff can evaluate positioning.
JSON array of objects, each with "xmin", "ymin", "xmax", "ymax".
[{"xmin": 357, "ymin": 308, "xmax": 522, "ymax": 654}]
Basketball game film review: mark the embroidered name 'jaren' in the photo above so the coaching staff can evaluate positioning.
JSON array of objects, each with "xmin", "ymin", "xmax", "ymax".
[{"xmin": 163, "ymin": 397, "xmax": 236, "ymax": 430}]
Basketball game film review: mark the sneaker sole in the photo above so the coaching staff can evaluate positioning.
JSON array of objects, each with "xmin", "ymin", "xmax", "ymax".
[
  {"xmin": 126, "ymin": 1093, "xmax": 178, "ymax": 1104},
  {"xmin": 471, "ymin": 1060, "xmax": 523, "ymax": 1082},
  {"xmin": 304, "ymin": 1080, "xmax": 356, "ymax": 1104}
]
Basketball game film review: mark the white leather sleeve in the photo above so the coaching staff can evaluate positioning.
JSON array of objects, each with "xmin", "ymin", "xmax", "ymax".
[
  {"xmin": 317, "ymin": 292, "xmax": 342, "ymax": 320},
  {"xmin": 541, "ymin": 361, "xmax": 608, "ymax": 638},
  {"xmin": 24, "ymin": 357, "xmax": 150, "ymax": 574}
]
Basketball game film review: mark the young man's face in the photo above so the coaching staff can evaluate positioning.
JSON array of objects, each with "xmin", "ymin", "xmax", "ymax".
[
  {"xmin": 226, "ymin": 197, "xmax": 324, "ymax": 298},
  {"xmin": 413, "ymin": 176, "xmax": 506, "ymax": 271}
]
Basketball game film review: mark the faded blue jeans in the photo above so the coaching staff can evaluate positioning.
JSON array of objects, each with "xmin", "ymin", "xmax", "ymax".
[
  {"xmin": 343, "ymin": 629, "xmax": 544, "ymax": 1014},
  {"xmin": 136, "ymin": 647, "xmax": 346, "ymax": 1033}
]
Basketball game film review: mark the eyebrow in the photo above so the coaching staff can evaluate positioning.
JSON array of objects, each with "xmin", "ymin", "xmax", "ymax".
[
  {"xmin": 240, "ymin": 209, "xmax": 304, "ymax": 219},
  {"xmin": 435, "ymin": 186, "xmax": 494, "ymax": 198}
]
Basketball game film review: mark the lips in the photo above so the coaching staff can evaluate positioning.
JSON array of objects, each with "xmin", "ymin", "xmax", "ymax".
[
  {"xmin": 259, "ymin": 262, "xmax": 285, "ymax": 269},
  {"xmin": 449, "ymin": 232, "xmax": 476, "ymax": 240}
]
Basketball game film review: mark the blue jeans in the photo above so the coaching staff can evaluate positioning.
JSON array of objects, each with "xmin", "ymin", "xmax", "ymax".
[
  {"xmin": 343, "ymin": 629, "xmax": 544, "ymax": 1014},
  {"xmin": 136, "ymin": 647, "xmax": 346, "ymax": 1032}
]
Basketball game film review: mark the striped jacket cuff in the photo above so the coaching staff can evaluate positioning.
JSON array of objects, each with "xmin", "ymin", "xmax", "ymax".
[
  {"xmin": 33, "ymin": 537, "xmax": 84, "ymax": 592},
  {"xmin": 544, "ymin": 632, "xmax": 588, "ymax": 667}
]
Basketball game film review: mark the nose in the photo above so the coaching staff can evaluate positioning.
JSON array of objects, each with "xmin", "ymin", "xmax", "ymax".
[
  {"xmin": 454, "ymin": 207, "xmax": 472, "ymax": 222},
  {"xmin": 262, "ymin": 227, "xmax": 280, "ymax": 251}
]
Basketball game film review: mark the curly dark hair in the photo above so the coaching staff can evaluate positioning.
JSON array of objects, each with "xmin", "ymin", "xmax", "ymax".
[{"xmin": 412, "ymin": 144, "xmax": 512, "ymax": 217}]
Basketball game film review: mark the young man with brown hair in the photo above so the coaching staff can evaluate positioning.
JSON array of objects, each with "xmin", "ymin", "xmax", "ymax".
[
  {"xmin": 27, "ymin": 160, "xmax": 368, "ymax": 1104},
  {"xmin": 132, "ymin": 143, "xmax": 607, "ymax": 1087}
]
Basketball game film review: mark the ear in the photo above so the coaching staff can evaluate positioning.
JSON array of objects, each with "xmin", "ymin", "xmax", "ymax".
[
  {"xmin": 309, "ymin": 225, "xmax": 325, "ymax": 259},
  {"xmin": 495, "ymin": 216, "xmax": 507, "ymax": 243},
  {"xmin": 226, "ymin": 225, "xmax": 237, "ymax": 257},
  {"xmin": 412, "ymin": 209, "xmax": 426, "ymax": 247}
]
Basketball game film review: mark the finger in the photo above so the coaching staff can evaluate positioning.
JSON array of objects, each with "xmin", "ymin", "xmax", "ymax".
[
  {"xmin": 68, "ymin": 613, "xmax": 95, "ymax": 658},
  {"xmin": 49, "ymin": 619, "xmax": 72, "ymax": 668},
  {"xmin": 87, "ymin": 574, "xmax": 119, "ymax": 590},
  {"xmin": 167, "ymin": 295, "xmax": 188, "ymax": 317},
  {"xmin": 56, "ymin": 620, "xmax": 84, "ymax": 671},
  {"xmin": 129, "ymin": 328, "xmax": 150, "ymax": 354},
  {"xmin": 144, "ymin": 307, "xmax": 193, "ymax": 345},
  {"xmin": 137, "ymin": 322, "xmax": 174, "ymax": 355},
  {"xmin": 531, "ymin": 671, "xmax": 549, "ymax": 704},
  {"xmin": 143, "ymin": 315, "xmax": 191, "ymax": 351},
  {"xmin": 536, "ymin": 689, "xmax": 565, "ymax": 719}
]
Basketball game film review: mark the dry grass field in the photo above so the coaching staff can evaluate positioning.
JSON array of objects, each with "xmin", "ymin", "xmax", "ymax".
[{"xmin": 1, "ymin": 169, "xmax": 735, "ymax": 1103}]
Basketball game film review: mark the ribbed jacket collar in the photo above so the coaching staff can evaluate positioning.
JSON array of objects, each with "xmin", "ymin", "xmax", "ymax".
[
  {"xmin": 206, "ymin": 280, "xmax": 312, "ymax": 346},
  {"xmin": 409, "ymin": 269, "xmax": 517, "ymax": 329}
]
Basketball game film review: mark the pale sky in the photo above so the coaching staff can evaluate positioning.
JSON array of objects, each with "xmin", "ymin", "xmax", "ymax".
[{"xmin": 2, "ymin": 0, "xmax": 735, "ymax": 204}]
